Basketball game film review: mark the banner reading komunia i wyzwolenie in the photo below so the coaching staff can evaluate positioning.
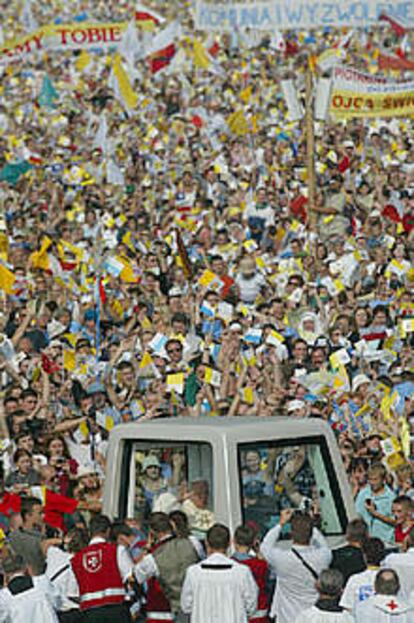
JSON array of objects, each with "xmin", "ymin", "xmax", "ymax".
[
  {"xmin": 315, "ymin": 67, "xmax": 414, "ymax": 119},
  {"xmin": 194, "ymin": 0, "xmax": 414, "ymax": 30}
]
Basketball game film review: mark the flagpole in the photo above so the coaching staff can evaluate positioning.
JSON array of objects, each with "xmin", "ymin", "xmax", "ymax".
[{"xmin": 305, "ymin": 63, "xmax": 317, "ymax": 234}]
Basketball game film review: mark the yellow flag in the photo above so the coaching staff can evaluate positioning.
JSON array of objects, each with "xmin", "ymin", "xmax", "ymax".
[
  {"xmin": 0, "ymin": 264, "xmax": 15, "ymax": 294},
  {"xmin": 0, "ymin": 233, "xmax": 9, "ymax": 262},
  {"xmin": 76, "ymin": 50, "xmax": 91, "ymax": 72},
  {"xmin": 59, "ymin": 239, "xmax": 84, "ymax": 261},
  {"xmin": 29, "ymin": 235, "xmax": 52, "ymax": 271},
  {"xmin": 240, "ymin": 86, "xmax": 252, "ymax": 103},
  {"xmin": 140, "ymin": 352, "xmax": 153, "ymax": 368},
  {"xmin": 113, "ymin": 54, "xmax": 138, "ymax": 110},
  {"xmin": 193, "ymin": 39, "xmax": 211, "ymax": 69},
  {"xmin": 227, "ymin": 109, "xmax": 249, "ymax": 136},
  {"xmin": 63, "ymin": 333, "xmax": 78, "ymax": 348},
  {"xmin": 243, "ymin": 387, "xmax": 254, "ymax": 404},
  {"xmin": 63, "ymin": 349, "xmax": 76, "ymax": 371},
  {"xmin": 121, "ymin": 231, "xmax": 135, "ymax": 253}
]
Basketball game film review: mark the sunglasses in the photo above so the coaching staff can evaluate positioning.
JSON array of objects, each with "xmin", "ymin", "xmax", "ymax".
[{"xmin": 167, "ymin": 347, "xmax": 182, "ymax": 354}]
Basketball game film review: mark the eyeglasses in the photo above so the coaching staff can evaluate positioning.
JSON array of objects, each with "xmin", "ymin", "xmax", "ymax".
[{"xmin": 167, "ymin": 347, "xmax": 182, "ymax": 354}]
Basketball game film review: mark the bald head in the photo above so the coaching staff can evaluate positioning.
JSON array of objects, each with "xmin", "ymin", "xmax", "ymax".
[{"xmin": 375, "ymin": 569, "xmax": 400, "ymax": 596}]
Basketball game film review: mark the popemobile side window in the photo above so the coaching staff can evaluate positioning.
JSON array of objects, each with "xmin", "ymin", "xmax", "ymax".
[
  {"xmin": 128, "ymin": 441, "xmax": 215, "ymax": 539},
  {"xmin": 238, "ymin": 438, "xmax": 346, "ymax": 537}
]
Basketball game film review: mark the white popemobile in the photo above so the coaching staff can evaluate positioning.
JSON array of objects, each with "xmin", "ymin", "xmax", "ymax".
[{"xmin": 103, "ymin": 417, "xmax": 356, "ymax": 544}]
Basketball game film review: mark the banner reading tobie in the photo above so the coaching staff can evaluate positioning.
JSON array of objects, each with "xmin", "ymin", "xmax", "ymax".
[
  {"xmin": 0, "ymin": 22, "xmax": 128, "ymax": 64},
  {"xmin": 194, "ymin": 0, "xmax": 414, "ymax": 31},
  {"xmin": 329, "ymin": 70, "xmax": 414, "ymax": 118}
]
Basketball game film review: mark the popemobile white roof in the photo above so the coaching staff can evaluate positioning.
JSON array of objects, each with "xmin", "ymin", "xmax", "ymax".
[{"xmin": 108, "ymin": 416, "xmax": 335, "ymax": 443}]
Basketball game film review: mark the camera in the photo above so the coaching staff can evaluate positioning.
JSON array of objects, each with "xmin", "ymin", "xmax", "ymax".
[{"xmin": 299, "ymin": 497, "xmax": 313, "ymax": 514}]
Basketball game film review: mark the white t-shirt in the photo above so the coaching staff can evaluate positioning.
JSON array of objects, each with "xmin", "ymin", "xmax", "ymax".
[
  {"xmin": 340, "ymin": 568, "xmax": 378, "ymax": 612},
  {"xmin": 294, "ymin": 605, "xmax": 355, "ymax": 622},
  {"xmin": 235, "ymin": 273, "xmax": 266, "ymax": 304}
]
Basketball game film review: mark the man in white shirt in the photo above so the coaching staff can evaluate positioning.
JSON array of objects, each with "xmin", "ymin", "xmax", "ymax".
[
  {"xmin": 383, "ymin": 527, "xmax": 414, "ymax": 598},
  {"xmin": 181, "ymin": 523, "xmax": 258, "ymax": 623},
  {"xmin": 340, "ymin": 537, "xmax": 385, "ymax": 613},
  {"xmin": 0, "ymin": 552, "xmax": 60, "ymax": 623},
  {"xmin": 355, "ymin": 569, "xmax": 414, "ymax": 622},
  {"xmin": 45, "ymin": 527, "xmax": 90, "ymax": 622},
  {"xmin": 260, "ymin": 509, "xmax": 332, "ymax": 623},
  {"xmin": 294, "ymin": 568, "xmax": 354, "ymax": 622}
]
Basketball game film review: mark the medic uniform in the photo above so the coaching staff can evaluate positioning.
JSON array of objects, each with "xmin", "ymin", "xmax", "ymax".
[
  {"xmin": 71, "ymin": 537, "xmax": 131, "ymax": 623},
  {"xmin": 233, "ymin": 553, "xmax": 270, "ymax": 623}
]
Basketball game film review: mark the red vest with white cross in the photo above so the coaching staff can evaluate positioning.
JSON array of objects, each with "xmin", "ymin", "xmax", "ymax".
[{"xmin": 71, "ymin": 541, "xmax": 126, "ymax": 610}]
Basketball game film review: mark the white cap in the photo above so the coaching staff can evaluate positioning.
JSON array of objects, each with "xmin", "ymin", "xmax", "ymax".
[
  {"xmin": 352, "ymin": 373, "xmax": 371, "ymax": 392},
  {"xmin": 168, "ymin": 287, "xmax": 184, "ymax": 297},
  {"xmin": 286, "ymin": 400, "xmax": 306, "ymax": 412}
]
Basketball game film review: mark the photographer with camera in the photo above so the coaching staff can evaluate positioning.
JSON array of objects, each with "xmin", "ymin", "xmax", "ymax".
[{"xmin": 260, "ymin": 507, "xmax": 332, "ymax": 623}]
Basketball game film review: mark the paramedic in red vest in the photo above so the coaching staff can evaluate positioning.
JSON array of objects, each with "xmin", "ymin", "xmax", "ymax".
[
  {"xmin": 71, "ymin": 514, "xmax": 133, "ymax": 623},
  {"xmin": 233, "ymin": 525, "xmax": 270, "ymax": 623}
]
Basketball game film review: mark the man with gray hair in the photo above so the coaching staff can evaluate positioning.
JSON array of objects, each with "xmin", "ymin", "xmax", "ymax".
[
  {"xmin": 0, "ymin": 551, "xmax": 61, "ymax": 623},
  {"xmin": 355, "ymin": 569, "xmax": 414, "ymax": 622},
  {"xmin": 294, "ymin": 569, "xmax": 354, "ymax": 622}
]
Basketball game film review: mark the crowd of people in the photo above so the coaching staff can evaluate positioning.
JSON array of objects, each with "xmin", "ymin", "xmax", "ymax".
[
  {"xmin": 0, "ymin": 507, "xmax": 414, "ymax": 622},
  {"xmin": 0, "ymin": 0, "xmax": 413, "ymax": 620}
]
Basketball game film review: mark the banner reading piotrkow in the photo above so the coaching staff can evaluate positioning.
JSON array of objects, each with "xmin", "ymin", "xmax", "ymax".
[
  {"xmin": 329, "ymin": 72, "xmax": 414, "ymax": 118},
  {"xmin": 194, "ymin": 0, "xmax": 414, "ymax": 31}
]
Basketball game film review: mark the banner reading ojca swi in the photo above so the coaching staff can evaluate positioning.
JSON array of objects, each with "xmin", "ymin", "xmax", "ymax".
[
  {"xmin": 330, "ymin": 78, "xmax": 414, "ymax": 119},
  {"xmin": 194, "ymin": 0, "xmax": 414, "ymax": 30}
]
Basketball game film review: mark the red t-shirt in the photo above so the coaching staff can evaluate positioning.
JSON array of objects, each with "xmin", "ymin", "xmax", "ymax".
[
  {"xmin": 0, "ymin": 492, "xmax": 22, "ymax": 516},
  {"xmin": 395, "ymin": 523, "xmax": 413, "ymax": 543}
]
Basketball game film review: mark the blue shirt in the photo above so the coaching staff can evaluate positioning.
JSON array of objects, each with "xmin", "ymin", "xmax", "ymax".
[{"xmin": 355, "ymin": 484, "xmax": 396, "ymax": 544}]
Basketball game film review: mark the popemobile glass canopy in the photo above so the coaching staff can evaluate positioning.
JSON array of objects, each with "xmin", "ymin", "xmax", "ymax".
[{"xmin": 103, "ymin": 417, "xmax": 356, "ymax": 544}]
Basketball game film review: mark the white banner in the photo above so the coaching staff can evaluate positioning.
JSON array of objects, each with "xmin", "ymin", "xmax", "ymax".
[
  {"xmin": 330, "ymin": 68, "xmax": 414, "ymax": 118},
  {"xmin": 194, "ymin": 1, "xmax": 414, "ymax": 31},
  {"xmin": 281, "ymin": 79, "xmax": 304, "ymax": 121},
  {"xmin": 315, "ymin": 78, "xmax": 332, "ymax": 120},
  {"xmin": 332, "ymin": 66, "xmax": 387, "ymax": 87}
]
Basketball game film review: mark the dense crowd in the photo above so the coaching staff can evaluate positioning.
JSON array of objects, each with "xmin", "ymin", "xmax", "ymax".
[{"xmin": 0, "ymin": 0, "xmax": 413, "ymax": 621}]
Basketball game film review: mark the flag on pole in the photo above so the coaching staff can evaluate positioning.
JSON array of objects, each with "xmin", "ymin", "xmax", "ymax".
[
  {"xmin": 106, "ymin": 159, "xmax": 125, "ymax": 186},
  {"xmin": 193, "ymin": 39, "xmax": 211, "ymax": 69},
  {"xmin": 146, "ymin": 21, "xmax": 181, "ymax": 74},
  {"xmin": 380, "ymin": 13, "xmax": 409, "ymax": 37},
  {"xmin": 93, "ymin": 113, "xmax": 108, "ymax": 154},
  {"xmin": 269, "ymin": 30, "xmax": 286, "ymax": 52},
  {"xmin": 281, "ymin": 80, "xmax": 304, "ymax": 122},
  {"xmin": 135, "ymin": 2, "xmax": 165, "ymax": 30},
  {"xmin": 227, "ymin": 109, "xmax": 249, "ymax": 136},
  {"xmin": 75, "ymin": 50, "xmax": 92, "ymax": 72},
  {"xmin": 378, "ymin": 53, "xmax": 414, "ymax": 71},
  {"xmin": 119, "ymin": 20, "xmax": 143, "ymax": 66},
  {"xmin": 205, "ymin": 35, "xmax": 220, "ymax": 57},
  {"xmin": 0, "ymin": 264, "xmax": 15, "ymax": 294},
  {"xmin": 111, "ymin": 54, "xmax": 138, "ymax": 111},
  {"xmin": 175, "ymin": 228, "xmax": 192, "ymax": 279}
]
